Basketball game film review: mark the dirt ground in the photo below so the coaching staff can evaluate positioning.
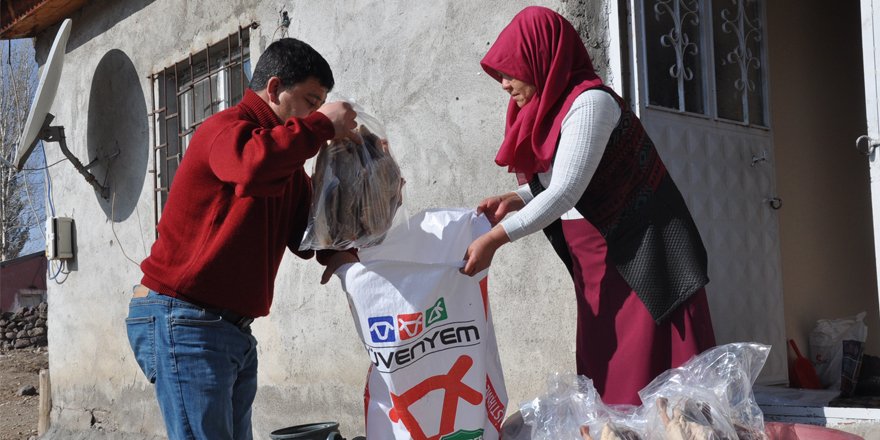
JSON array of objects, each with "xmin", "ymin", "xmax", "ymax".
[{"xmin": 0, "ymin": 348, "xmax": 47, "ymax": 440}]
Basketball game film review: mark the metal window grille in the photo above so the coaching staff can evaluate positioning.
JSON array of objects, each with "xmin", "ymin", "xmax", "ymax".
[
  {"xmin": 639, "ymin": 0, "xmax": 768, "ymax": 126},
  {"xmin": 148, "ymin": 25, "xmax": 253, "ymax": 233}
]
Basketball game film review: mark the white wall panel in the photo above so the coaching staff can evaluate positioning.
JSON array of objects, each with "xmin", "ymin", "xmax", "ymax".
[{"xmin": 641, "ymin": 109, "xmax": 787, "ymax": 384}]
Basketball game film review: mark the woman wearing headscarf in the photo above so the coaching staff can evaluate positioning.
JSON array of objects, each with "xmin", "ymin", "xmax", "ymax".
[{"xmin": 461, "ymin": 6, "xmax": 716, "ymax": 404}]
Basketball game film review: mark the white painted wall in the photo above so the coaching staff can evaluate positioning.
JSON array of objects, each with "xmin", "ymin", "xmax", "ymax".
[{"xmin": 37, "ymin": 1, "xmax": 613, "ymax": 438}]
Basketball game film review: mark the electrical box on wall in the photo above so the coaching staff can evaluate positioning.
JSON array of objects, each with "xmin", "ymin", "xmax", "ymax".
[{"xmin": 46, "ymin": 217, "xmax": 74, "ymax": 260}]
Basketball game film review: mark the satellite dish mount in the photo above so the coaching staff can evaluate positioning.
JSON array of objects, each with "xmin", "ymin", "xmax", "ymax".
[
  {"xmin": 31, "ymin": 114, "xmax": 110, "ymax": 199},
  {"xmin": 13, "ymin": 18, "xmax": 110, "ymax": 199}
]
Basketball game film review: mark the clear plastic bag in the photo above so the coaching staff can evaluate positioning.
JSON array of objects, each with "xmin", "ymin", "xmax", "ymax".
[
  {"xmin": 508, "ymin": 373, "xmax": 646, "ymax": 440},
  {"xmin": 299, "ymin": 111, "xmax": 405, "ymax": 250},
  {"xmin": 506, "ymin": 343, "xmax": 771, "ymax": 440},
  {"xmin": 579, "ymin": 404, "xmax": 647, "ymax": 440},
  {"xmin": 638, "ymin": 343, "xmax": 771, "ymax": 440},
  {"xmin": 516, "ymin": 373, "xmax": 603, "ymax": 440}
]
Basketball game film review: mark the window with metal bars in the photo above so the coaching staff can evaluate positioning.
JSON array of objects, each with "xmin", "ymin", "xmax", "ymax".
[
  {"xmin": 148, "ymin": 25, "xmax": 253, "ymax": 230},
  {"xmin": 639, "ymin": 0, "xmax": 768, "ymax": 126}
]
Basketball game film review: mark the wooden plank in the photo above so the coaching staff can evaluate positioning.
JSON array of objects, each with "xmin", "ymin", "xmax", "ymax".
[
  {"xmin": 0, "ymin": 0, "xmax": 87, "ymax": 39},
  {"xmin": 38, "ymin": 368, "xmax": 50, "ymax": 435}
]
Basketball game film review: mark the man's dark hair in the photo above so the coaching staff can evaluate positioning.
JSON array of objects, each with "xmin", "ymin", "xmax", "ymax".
[{"xmin": 249, "ymin": 38, "xmax": 334, "ymax": 92}]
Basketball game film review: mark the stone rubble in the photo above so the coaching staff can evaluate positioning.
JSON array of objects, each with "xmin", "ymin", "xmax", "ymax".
[
  {"xmin": 0, "ymin": 302, "xmax": 48, "ymax": 351},
  {"xmin": 17, "ymin": 385, "xmax": 37, "ymax": 396}
]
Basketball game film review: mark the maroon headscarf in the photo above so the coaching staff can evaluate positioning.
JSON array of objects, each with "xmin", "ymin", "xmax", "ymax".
[{"xmin": 481, "ymin": 6, "xmax": 604, "ymax": 183}]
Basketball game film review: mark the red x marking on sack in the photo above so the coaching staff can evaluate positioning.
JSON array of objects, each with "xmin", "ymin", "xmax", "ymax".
[{"xmin": 388, "ymin": 355, "xmax": 483, "ymax": 440}]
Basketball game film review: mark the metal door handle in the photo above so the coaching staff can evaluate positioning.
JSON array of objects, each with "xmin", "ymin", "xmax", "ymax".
[
  {"xmin": 751, "ymin": 150, "xmax": 768, "ymax": 167},
  {"xmin": 765, "ymin": 197, "xmax": 782, "ymax": 210},
  {"xmin": 856, "ymin": 135, "xmax": 880, "ymax": 156}
]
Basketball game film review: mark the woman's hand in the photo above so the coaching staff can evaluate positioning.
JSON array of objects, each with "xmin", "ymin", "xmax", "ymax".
[
  {"xmin": 476, "ymin": 192, "xmax": 525, "ymax": 226},
  {"xmin": 460, "ymin": 226, "xmax": 510, "ymax": 277}
]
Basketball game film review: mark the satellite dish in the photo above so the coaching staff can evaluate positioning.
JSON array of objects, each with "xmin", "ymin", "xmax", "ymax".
[
  {"xmin": 15, "ymin": 18, "xmax": 71, "ymax": 169},
  {"xmin": 11, "ymin": 18, "xmax": 109, "ymax": 198}
]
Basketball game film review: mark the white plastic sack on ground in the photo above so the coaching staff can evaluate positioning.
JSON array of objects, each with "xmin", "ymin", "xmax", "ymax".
[
  {"xmin": 337, "ymin": 208, "xmax": 508, "ymax": 440},
  {"xmin": 809, "ymin": 312, "xmax": 868, "ymax": 389}
]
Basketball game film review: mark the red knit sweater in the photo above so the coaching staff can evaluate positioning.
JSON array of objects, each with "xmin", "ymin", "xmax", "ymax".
[{"xmin": 141, "ymin": 89, "xmax": 335, "ymax": 317}]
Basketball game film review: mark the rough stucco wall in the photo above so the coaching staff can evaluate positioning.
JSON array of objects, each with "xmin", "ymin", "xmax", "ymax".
[
  {"xmin": 36, "ymin": 0, "xmax": 611, "ymax": 438},
  {"xmin": 560, "ymin": 0, "xmax": 611, "ymax": 85}
]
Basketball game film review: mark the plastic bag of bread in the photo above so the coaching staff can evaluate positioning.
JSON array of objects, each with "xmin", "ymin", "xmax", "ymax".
[
  {"xmin": 638, "ymin": 343, "xmax": 771, "ymax": 440},
  {"xmin": 503, "ymin": 344, "xmax": 770, "ymax": 440},
  {"xmin": 300, "ymin": 112, "xmax": 405, "ymax": 251},
  {"xmin": 511, "ymin": 373, "xmax": 603, "ymax": 440},
  {"xmin": 579, "ymin": 404, "xmax": 646, "ymax": 440},
  {"xmin": 508, "ymin": 373, "xmax": 647, "ymax": 440}
]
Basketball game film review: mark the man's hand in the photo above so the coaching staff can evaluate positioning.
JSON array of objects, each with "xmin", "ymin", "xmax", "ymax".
[
  {"xmin": 317, "ymin": 101, "xmax": 362, "ymax": 144},
  {"xmin": 320, "ymin": 250, "xmax": 360, "ymax": 285},
  {"xmin": 476, "ymin": 192, "xmax": 525, "ymax": 226}
]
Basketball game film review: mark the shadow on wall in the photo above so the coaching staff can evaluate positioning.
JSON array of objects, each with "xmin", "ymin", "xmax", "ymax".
[{"xmin": 87, "ymin": 49, "xmax": 149, "ymax": 220}]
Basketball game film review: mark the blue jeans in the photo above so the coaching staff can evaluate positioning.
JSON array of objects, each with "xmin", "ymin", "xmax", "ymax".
[{"xmin": 126, "ymin": 289, "xmax": 258, "ymax": 440}]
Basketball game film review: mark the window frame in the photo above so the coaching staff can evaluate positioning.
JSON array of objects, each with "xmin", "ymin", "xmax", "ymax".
[
  {"xmin": 148, "ymin": 24, "xmax": 254, "ymax": 234},
  {"xmin": 633, "ymin": 0, "xmax": 770, "ymax": 128}
]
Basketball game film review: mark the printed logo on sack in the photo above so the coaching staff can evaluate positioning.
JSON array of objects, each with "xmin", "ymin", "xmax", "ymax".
[
  {"xmin": 368, "ymin": 322, "xmax": 480, "ymax": 372},
  {"xmin": 485, "ymin": 377, "xmax": 505, "ymax": 432},
  {"xmin": 426, "ymin": 297, "xmax": 448, "ymax": 327},
  {"xmin": 389, "ymin": 355, "xmax": 483, "ymax": 440},
  {"xmin": 366, "ymin": 296, "xmax": 475, "ymax": 372},
  {"xmin": 368, "ymin": 316, "xmax": 396, "ymax": 343},
  {"xmin": 441, "ymin": 429, "xmax": 484, "ymax": 440},
  {"xmin": 366, "ymin": 297, "xmax": 451, "ymax": 344},
  {"xmin": 397, "ymin": 313, "xmax": 424, "ymax": 340}
]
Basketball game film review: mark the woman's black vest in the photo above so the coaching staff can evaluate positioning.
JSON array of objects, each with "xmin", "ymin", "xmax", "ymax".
[{"xmin": 533, "ymin": 87, "xmax": 709, "ymax": 323}]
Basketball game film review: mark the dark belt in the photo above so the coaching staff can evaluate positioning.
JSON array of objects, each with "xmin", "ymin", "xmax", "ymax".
[
  {"xmin": 143, "ymin": 287, "xmax": 255, "ymax": 330},
  {"xmin": 206, "ymin": 308, "xmax": 254, "ymax": 330}
]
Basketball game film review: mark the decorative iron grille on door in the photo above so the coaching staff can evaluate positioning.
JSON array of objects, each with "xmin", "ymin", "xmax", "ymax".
[
  {"xmin": 632, "ymin": 0, "xmax": 786, "ymax": 383},
  {"xmin": 640, "ymin": 0, "xmax": 767, "ymax": 126},
  {"xmin": 148, "ymin": 25, "xmax": 254, "ymax": 232}
]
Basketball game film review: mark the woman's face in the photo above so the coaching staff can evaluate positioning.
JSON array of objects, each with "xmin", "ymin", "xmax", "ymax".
[{"xmin": 498, "ymin": 72, "xmax": 537, "ymax": 107}]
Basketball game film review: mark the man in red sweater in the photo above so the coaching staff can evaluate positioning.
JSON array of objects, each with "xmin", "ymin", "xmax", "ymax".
[{"xmin": 126, "ymin": 38, "xmax": 359, "ymax": 439}]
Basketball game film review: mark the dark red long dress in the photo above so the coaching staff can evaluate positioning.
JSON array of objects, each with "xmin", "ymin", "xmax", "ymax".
[{"xmin": 561, "ymin": 218, "xmax": 716, "ymax": 405}]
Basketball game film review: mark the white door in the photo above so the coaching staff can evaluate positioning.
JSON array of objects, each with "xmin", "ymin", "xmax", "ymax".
[
  {"xmin": 859, "ymin": 0, "xmax": 880, "ymax": 321},
  {"xmin": 627, "ymin": 0, "xmax": 787, "ymax": 383}
]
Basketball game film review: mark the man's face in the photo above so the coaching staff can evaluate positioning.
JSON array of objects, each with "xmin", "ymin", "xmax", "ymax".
[{"xmin": 273, "ymin": 77, "xmax": 328, "ymax": 121}]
